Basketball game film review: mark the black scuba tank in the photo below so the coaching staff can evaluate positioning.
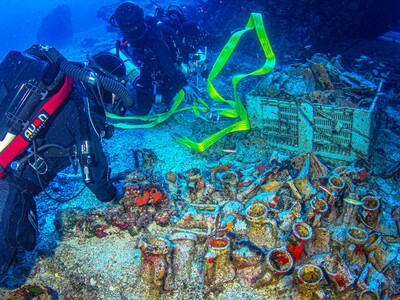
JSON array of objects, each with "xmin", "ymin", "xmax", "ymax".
[{"xmin": 0, "ymin": 50, "xmax": 61, "ymax": 141}]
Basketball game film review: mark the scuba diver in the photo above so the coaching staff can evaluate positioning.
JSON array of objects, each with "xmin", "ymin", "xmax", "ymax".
[
  {"xmin": 0, "ymin": 45, "xmax": 132, "ymax": 277},
  {"xmin": 109, "ymin": 2, "xmax": 209, "ymax": 116},
  {"xmin": 176, "ymin": 20, "xmax": 211, "ymax": 78}
]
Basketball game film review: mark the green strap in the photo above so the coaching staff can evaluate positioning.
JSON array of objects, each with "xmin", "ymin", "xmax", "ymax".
[
  {"xmin": 176, "ymin": 12, "xmax": 276, "ymax": 151},
  {"xmin": 106, "ymin": 90, "xmax": 188, "ymax": 129},
  {"xmin": 106, "ymin": 90, "xmax": 212, "ymax": 129}
]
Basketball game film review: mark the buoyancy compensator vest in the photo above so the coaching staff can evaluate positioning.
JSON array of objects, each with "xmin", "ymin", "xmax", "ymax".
[{"xmin": 0, "ymin": 47, "xmax": 73, "ymax": 178}]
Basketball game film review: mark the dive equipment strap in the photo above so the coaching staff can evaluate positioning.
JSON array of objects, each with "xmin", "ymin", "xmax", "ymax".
[{"xmin": 0, "ymin": 76, "xmax": 74, "ymax": 178}]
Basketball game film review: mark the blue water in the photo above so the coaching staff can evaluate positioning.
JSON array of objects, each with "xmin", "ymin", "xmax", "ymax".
[{"xmin": 0, "ymin": 0, "xmax": 114, "ymax": 59}]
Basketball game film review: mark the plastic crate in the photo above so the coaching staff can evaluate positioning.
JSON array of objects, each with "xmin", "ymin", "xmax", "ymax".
[{"xmin": 245, "ymin": 94, "xmax": 381, "ymax": 162}]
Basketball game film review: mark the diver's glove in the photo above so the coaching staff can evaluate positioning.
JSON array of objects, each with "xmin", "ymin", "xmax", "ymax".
[
  {"xmin": 183, "ymin": 85, "xmax": 198, "ymax": 102},
  {"xmin": 112, "ymin": 182, "xmax": 125, "ymax": 202}
]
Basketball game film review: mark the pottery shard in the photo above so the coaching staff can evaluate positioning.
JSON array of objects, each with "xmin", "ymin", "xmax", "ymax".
[
  {"xmin": 307, "ymin": 59, "xmax": 335, "ymax": 90},
  {"xmin": 339, "ymin": 72, "xmax": 377, "ymax": 92},
  {"xmin": 281, "ymin": 67, "xmax": 316, "ymax": 97},
  {"xmin": 253, "ymin": 72, "xmax": 281, "ymax": 96},
  {"xmin": 308, "ymin": 90, "xmax": 338, "ymax": 104},
  {"xmin": 305, "ymin": 227, "xmax": 331, "ymax": 257}
]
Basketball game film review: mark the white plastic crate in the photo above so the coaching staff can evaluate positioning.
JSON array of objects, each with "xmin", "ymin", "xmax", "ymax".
[{"xmin": 245, "ymin": 94, "xmax": 381, "ymax": 162}]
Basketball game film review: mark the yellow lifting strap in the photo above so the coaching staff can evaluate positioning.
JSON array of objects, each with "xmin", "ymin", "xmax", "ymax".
[
  {"xmin": 106, "ymin": 90, "xmax": 188, "ymax": 129},
  {"xmin": 106, "ymin": 13, "xmax": 275, "ymax": 151},
  {"xmin": 175, "ymin": 12, "xmax": 276, "ymax": 151}
]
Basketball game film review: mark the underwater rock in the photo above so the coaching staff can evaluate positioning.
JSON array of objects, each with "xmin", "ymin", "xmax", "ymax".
[
  {"xmin": 7, "ymin": 284, "xmax": 53, "ymax": 300},
  {"xmin": 36, "ymin": 5, "xmax": 73, "ymax": 48},
  {"xmin": 132, "ymin": 148, "xmax": 157, "ymax": 174}
]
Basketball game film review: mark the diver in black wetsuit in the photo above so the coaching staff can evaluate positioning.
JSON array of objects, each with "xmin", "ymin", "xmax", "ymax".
[
  {"xmin": 0, "ymin": 50, "xmax": 126, "ymax": 277},
  {"xmin": 109, "ymin": 2, "xmax": 209, "ymax": 115}
]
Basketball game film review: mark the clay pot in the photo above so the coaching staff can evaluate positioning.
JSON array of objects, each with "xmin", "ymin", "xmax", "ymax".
[
  {"xmin": 220, "ymin": 170, "xmax": 239, "ymax": 186},
  {"xmin": 265, "ymin": 248, "xmax": 293, "ymax": 276},
  {"xmin": 341, "ymin": 193, "xmax": 362, "ymax": 226},
  {"xmin": 287, "ymin": 221, "xmax": 313, "ymax": 261},
  {"xmin": 357, "ymin": 263, "xmax": 387, "ymax": 296},
  {"xmin": 359, "ymin": 196, "xmax": 380, "ymax": 228},
  {"xmin": 323, "ymin": 175, "xmax": 346, "ymax": 223},
  {"xmin": 139, "ymin": 235, "xmax": 171, "ymax": 256},
  {"xmin": 292, "ymin": 175, "xmax": 317, "ymax": 201},
  {"xmin": 287, "ymin": 154, "xmax": 318, "ymax": 201},
  {"xmin": 346, "ymin": 226, "xmax": 368, "ymax": 245},
  {"xmin": 327, "ymin": 175, "xmax": 346, "ymax": 195},
  {"xmin": 310, "ymin": 197, "xmax": 329, "ymax": 216},
  {"xmin": 245, "ymin": 203, "xmax": 278, "ymax": 249},
  {"xmin": 345, "ymin": 226, "xmax": 368, "ymax": 267},
  {"xmin": 182, "ymin": 168, "xmax": 205, "ymax": 202},
  {"xmin": 279, "ymin": 202, "xmax": 302, "ymax": 232},
  {"xmin": 333, "ymin": 166, "xmax": 347, "ymax": 176},
  {"xmin": 220, "ymin": 170, "xmax": 239, "ymax": 201},
  {"xmin": 293, "ymin": 221, "xmax": 313, "ymax": 241},
  {"xmin": 322, "ymin": 254, "xmax": 357, "ymax": 293},
  {"xmin": 295, "ymin": 264, "xmax": 324, "ymax": 292},
  {"xmin": 183, "ymin": 168, "xmax": 202, "ymax": 184},
  {"xmin": 165, "ymin": 232, "xmax": 198, "ymax": 291},
  {"xmin": 393, "ymin": 207, "xmax": 400, "ymax": 236},
  {"xmin": 359, "ymin": 289, "xmax": 379, "ymax": 300},
  {"xmin": 204, "ymin": 237, "xmax": 235, "ymax": 285},
  {"xmin": 363, "ymin": 232, "xmax": 380, "ymax": 252},
  {"xmin": 363, "ymin": 233, "xmax": 398, "ymax": 272},
  {"xmin": 305, "ymin": 197, "xmax": 328, "ymax": 226},
  {"xmin": 164, "ymin": 171, "xmax": 179, "ymax": 194},
  {"xmin": 232, "ymin": 240, "xmax": 270, "ymax": 287},
  {"xmin": 139, "ymin": 235, "xmax": 171, "ymax": 288}
]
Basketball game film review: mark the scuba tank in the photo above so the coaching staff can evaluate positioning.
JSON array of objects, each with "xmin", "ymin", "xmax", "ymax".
[{"xmin": 109, "ymin": 48, "xmax": 139, "ymax": 84}]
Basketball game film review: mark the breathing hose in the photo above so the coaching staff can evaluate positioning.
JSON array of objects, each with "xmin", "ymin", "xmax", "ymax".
[{"xmin": 25, "ymin": 45, "xmax": 135, "ymax": 108}]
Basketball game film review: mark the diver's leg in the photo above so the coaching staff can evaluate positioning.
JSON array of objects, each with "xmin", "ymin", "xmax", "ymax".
[
  {"xmin": 0, "ymin": 180, "xmax": 38, "ymax": 277},
  {"xmin": 0, "ymin": 180, "xmax": 17, "ymax": 276}
]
